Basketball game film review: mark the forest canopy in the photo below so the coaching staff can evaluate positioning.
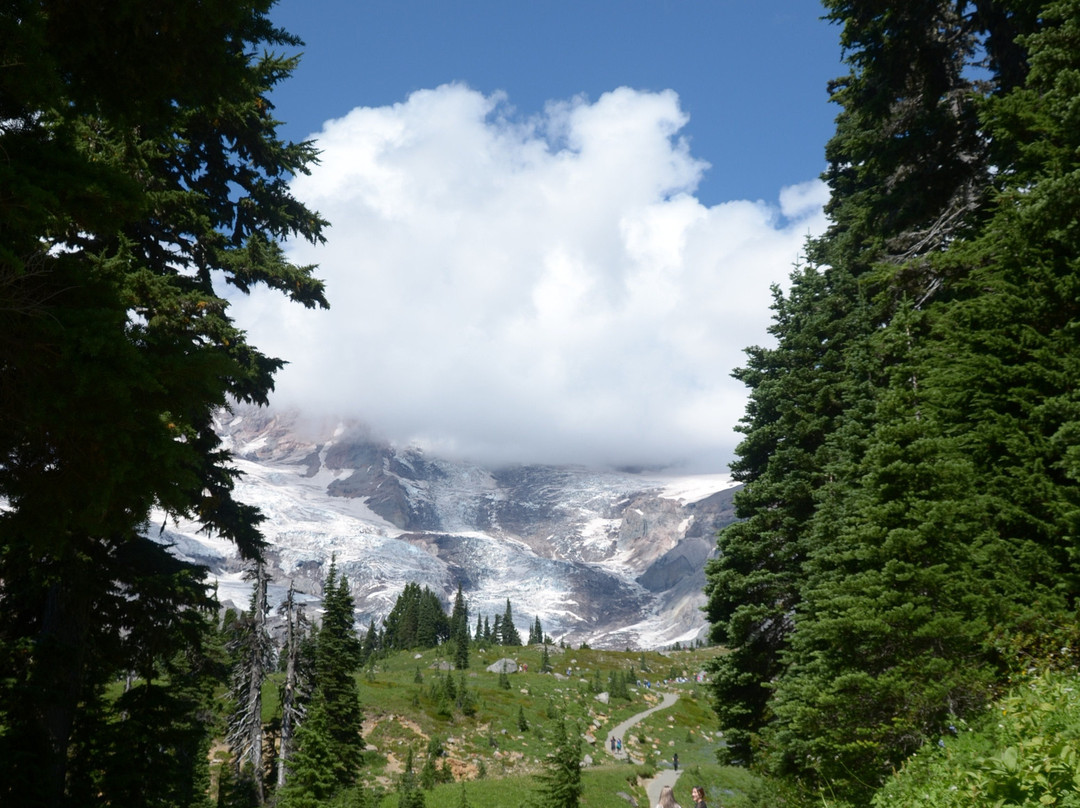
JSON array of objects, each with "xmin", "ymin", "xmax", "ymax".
[
  {"xmin": 705, "ymin": 0, "xmax": 1080, "ymax": 803},
  {"xmin": 0, "ymin": 2, "xmax": 326, "ymax": 804}
]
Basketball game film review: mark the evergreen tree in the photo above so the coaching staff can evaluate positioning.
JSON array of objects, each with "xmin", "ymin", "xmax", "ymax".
[
  {"xmin": 68, "ymin": 618, "xmax": 223, "ymax": 808},
  {"xmin": 279, "ymin": 559, "xmax": 364, "ymax": 803},
  {"xmin": 540, "ymin": 643, "xmax": 553, "ymax": 674},
  {"xmin": 0, "ymin": 2, "xmax": 326, "ymax": 803},
  {"xmin": 456, "ymin": 782, "xmax": 471, "ymax": 808},
  {"xmin": 397, "ymin": 748, "xmax": 426, "ymax": 808},
  {"xmin": 704, "ymin": 261, "xmax": 875, "ymax": 765},
  {"xmin": 451, "ymin": 584, "xmax": 471, "ymax": 669},
  {"xmin": 361, "ymin": 621, "xmax": 379, "ymax": 664},
  {"xmin": 449, "ymin": 583, "xmax": 468, "ymax": 641},
  {"xmin": 529, "ymin": 616, "xmax": 544, "ymax": 645},
  {"xmin": 383, "ymin": 583, "xmax": 450, "ymax": 650},
  {"xmin": 500, "ymin": 599, "xmax": 523, "ymax": 646},
  {"xmin": 534, "ymin": 717, "xmax": 582, "ymax": 808},
  {"xmin": 705, "ymin": 1, "xmax": 1080, "ymax": 801}
]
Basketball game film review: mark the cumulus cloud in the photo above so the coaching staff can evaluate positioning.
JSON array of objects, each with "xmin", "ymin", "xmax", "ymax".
[{"xmin": 229, "ymin": 84, "xmax": 828, "ymax": 471}]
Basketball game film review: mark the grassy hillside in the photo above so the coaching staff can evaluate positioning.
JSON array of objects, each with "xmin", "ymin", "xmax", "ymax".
[{"xmin": 249, "ymin": 643, "xmax": 773, "ymax": 807}]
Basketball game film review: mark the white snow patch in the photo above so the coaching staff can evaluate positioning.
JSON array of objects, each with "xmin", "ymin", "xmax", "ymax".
[{"xmin": 647, "ymin": 473, "xmax": 736, "ymax": 504}]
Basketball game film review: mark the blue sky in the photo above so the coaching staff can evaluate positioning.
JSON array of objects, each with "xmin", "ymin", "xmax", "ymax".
[
  {"xmin": 237, "ymin": 1, "xmax": 845, "ymax": 472},
  {"xmin": 269, "ymin": 1, "xmax": 842, "ymax": 206}
]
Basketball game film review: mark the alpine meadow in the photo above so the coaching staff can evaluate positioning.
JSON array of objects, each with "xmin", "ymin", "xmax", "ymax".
[{"xmin": 3, "ymin": 2, "xmax": 1080, "ymax": 808}]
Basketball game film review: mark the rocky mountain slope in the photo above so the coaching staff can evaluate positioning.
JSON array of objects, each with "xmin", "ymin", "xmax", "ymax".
[{"xmin": 158, "ymin": 408, "xmax": 739, "ymax": 649}]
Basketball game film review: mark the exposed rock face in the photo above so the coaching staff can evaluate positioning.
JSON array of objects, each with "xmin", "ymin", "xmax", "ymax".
[{"xmin": 160, "ymin": 407, "xmax": 740, "ymax": 649}]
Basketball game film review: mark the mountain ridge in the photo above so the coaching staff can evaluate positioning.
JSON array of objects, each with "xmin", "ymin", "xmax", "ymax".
[{"xmin": 157, "ymin": 407, "xmax": 739, "ymax": 649}]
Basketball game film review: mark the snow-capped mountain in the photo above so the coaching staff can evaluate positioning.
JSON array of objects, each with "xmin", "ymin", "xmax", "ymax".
[{"xmin": 159, "ymin": 408, "xmax": 739, "ymax": 649}]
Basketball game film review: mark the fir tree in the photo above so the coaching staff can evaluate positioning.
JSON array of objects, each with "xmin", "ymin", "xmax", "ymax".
[
  {"xmin": 705, "ymin": 1, "xmax": 1080, "ymax": 801},
  {"xmin": 397, "ymin": 748, "xmax": 426, "ymax": 808},
  {"xmin": 534, "ymin": 717, "xmax": 582, "ymax": 808},
  {"xmin": 500, "ymin": 599, "xmax": 523, "ymax": 646},
  {"xmin": 450, "ymin": 584, "xmax": 470, "ymax": 669},
  {"xmin": 529, "ymin": 616, "xmax": 544, "ymax": 645},
  {"xmin": 0, "ymin": 2, "xmax": 326, "ymax": 801},
  {"xmin": 279, "ymin": 559, "xmax": 364, "ymax": 803}
]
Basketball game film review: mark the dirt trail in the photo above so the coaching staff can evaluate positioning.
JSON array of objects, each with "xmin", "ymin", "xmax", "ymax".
[
  {"xmin": 605, "ymin": 690, "xmax": 679, "ymax": 763},
  {"xmin": 602, "ymin": 690, "xmax": 681, "ymax": 806}
]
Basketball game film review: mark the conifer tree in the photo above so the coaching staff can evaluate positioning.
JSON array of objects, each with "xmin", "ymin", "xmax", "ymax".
[
  {"xmin": 534, "ymin": 716, "xmax": 582, "ymax": 808},
  {"xmin": 279, "ymin": 559, "xmax": 364, "ymax": 804},
  {"xmin": 500, "ymin": 599, "xmax": 523, "ymax": 646},
  {"xmin": 361, "ymin": 621, "xmax": 379, "ymax": 663},
  {"xmin": 0, "ymin": 1, "xmax": 326, "ymax": 801},
  {"xmin": 397, "ymin": 748, "xmax": 426, "ymax": 808},
  {"xmin": 529, "ymin": 616, "xmax": 544, "ymax": 645},
  {"xmin": 451, "ymin": 584, "xmax": 470, "ymax": 669},
  {"xmin": 705, "ymin": 1, "xmax": 1080, "ymax": 801}
]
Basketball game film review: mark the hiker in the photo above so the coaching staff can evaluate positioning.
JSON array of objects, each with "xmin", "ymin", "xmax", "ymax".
[
  {"xmin": 672, "ymin": 752, "xmax": 678, "ymax": 771},
  {"xmin": 656, "ymin": 784, "xmax": 681, "ymax": 808},
  {"xmin": 616, "ymin": 737, "xmax": 622, "ymax": 752},
  {"xmin": 611, "ymin": 736, "xmax": 616, "ymax": 752},
  {"xmin": 691, "ymin": 785, "xmax": 708, "ymax": 808}
]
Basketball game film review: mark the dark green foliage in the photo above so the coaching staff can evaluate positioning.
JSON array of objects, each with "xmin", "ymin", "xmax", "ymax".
[
  {"xmin": 541, "ymin": 644, "xmax": 553, "ymax": 673},
  {"xmin": 607, "ymin": 670, "xmax": 631, "ymax": 700},
  {"xmin": 0, "ymin": 1, "xmax": 325, "ymax": 803},
  {"xmin": 397, "ymin": 748, "xmax": 426, "ymax": 808},
  {"xmin": 456, "ymin": 673, "xmax": 478, "ymax": 717},
  {"xmin": 501, "ymin": 599, "xmax": 523, "ymax": 646},
  {"xmin": 383, "ymin": 582, "xmax": 450, "ymax": 651},
  {"xmin": 534, "ymin": 716, "xmax": 583, "ymax": 808},
  {"xmin": 529, "ymin": 616, "xmax": 544, "ymax": 645},
  {"xmin": 279, "ymin": 560, "xmax": 364, "ymax": 804},
  {"xmin": 705, "ymin": 1, "xmax": 1080, "ymax": 803},
  {"xmin": 450, "ymin": 584, "xmax": 470, "ymax": 669},
  {"xmin": 420, "ymin": 752, "xmax": 438, "ymax": 790},
  {"xmin": 517, "ymin": 705, "xmax": 530, "ymax": 732},
  {"xmin": 361, "ymin": 621, "xmax": 379, "ymax": 664}
]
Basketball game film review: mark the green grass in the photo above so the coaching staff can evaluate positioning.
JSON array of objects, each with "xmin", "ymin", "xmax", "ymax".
[{"xmin": 241, "ymin": 643, "xmax": 789, "ymax": 806}]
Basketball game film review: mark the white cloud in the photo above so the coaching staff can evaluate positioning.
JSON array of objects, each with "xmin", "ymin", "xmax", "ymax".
[{"xmin": 230, "ymin": 84, "xmax": 827, "ymax": 471}]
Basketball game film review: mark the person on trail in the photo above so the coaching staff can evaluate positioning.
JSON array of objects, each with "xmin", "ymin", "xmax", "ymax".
[
  {"xmin": 691, "ymin": 785, "xmax": 708, "ymax": 807},
  {"xmin": 672, "ymin": 752, "xmax": 678, "ymax": 771},
  {"xmin": 616, "ymin": 737, "xmax": 622, "ymax": 752},
  {"xmin": 611, "ymin": 736, "xmax": 616, "ymax": 752},
  {"xmin": 656, "ymin": 784, "xmax": 681, "ymax": 808}
]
